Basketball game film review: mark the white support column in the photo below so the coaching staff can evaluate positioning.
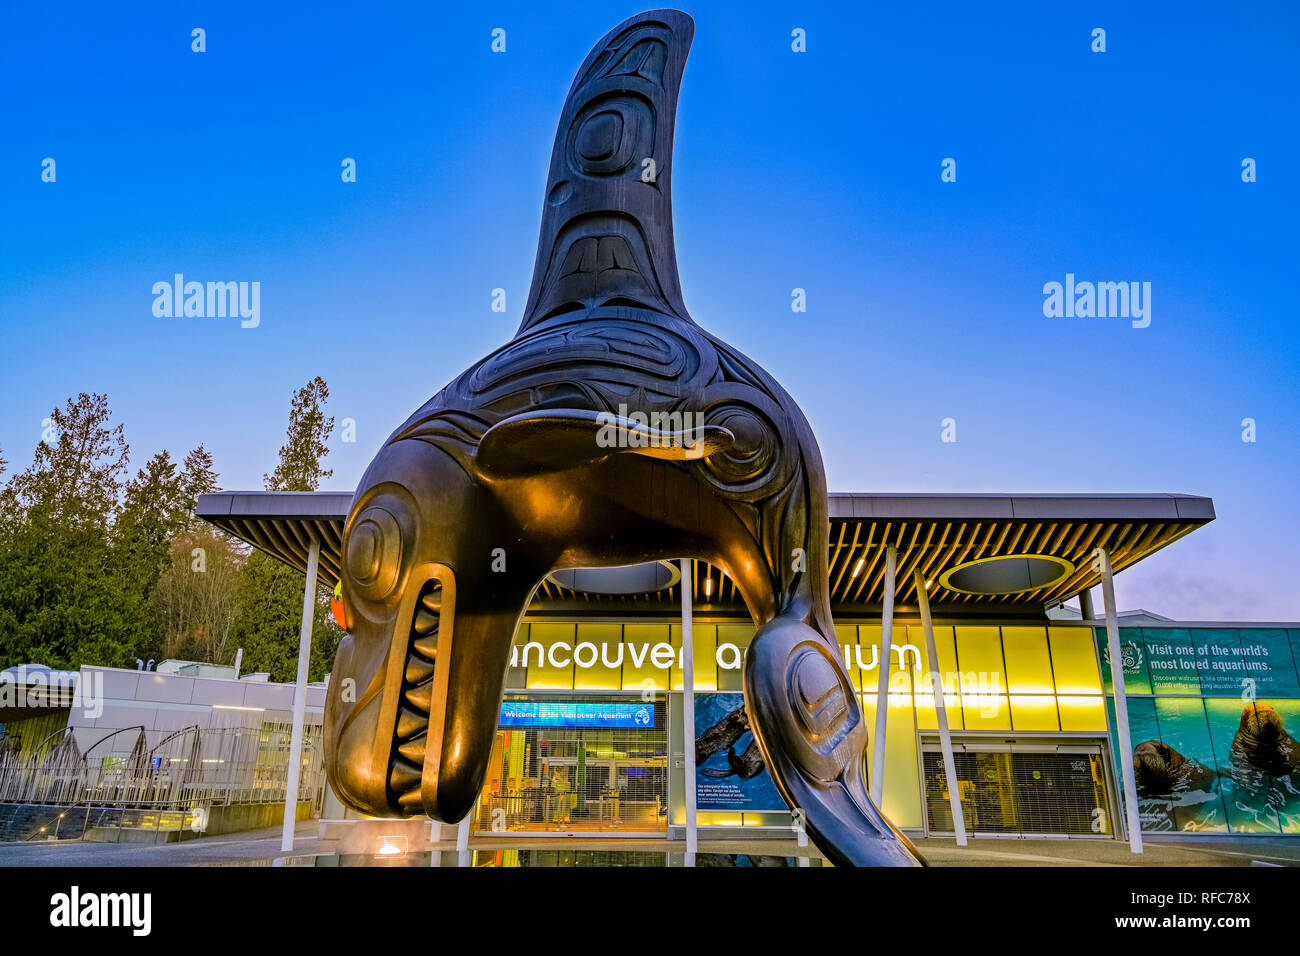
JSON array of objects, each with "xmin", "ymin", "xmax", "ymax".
[
  {"xmin": 870, "ymin": 545, "xmax": 897, "ymax": 805},
  {"xmin": 456, "ymin": 816, "xmax": 470, "ymax": 867},
  {"xmin": 428, "ymin": 821, "xmax": 442, "ymax": 867},
  {"xmin": 679, "ymin": 559, "xmax": 698, "ymax": 867},
  {"xmin": 1078, "ymin": 587, "xmax": 1096, "ymax": 621},
  {"xmin": 1097, "ymin": 547, "xmax": 1143, "ymax": 854},
  {"xmin": 281, "ymin": 535, "xmax": 320, "ymax": 853},
  {"xmin": 914, "ymin": 568, "xmax": 967, "ymax": 847}
]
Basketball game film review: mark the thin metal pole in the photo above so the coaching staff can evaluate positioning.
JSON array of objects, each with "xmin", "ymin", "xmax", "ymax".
[
  {"xmin": 679, "ymin": 559, "xmax": 697, "ymax": 867},
  {"xmin": 870, "ymin": 545, "xmax": 897, "ymax": 805},
  {"xmin": 281, "ymin": 536, "xmax": 319, "ymax": 853},
  {"xmin": 1097, "ymin": 547, "xmax": 1143, "ymax": 853},
  {"xmin": 913, "ymin": 568, "xmax": 967, "ymax": 846}
]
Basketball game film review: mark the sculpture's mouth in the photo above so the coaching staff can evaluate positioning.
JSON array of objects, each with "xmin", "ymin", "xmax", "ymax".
[{"xmin": 386, "ymin": 577, "xmax": 443, "ymax": 813}]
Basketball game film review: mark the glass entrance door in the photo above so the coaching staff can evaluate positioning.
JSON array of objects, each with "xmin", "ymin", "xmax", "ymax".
[
  {"xmin": 922, "ymin": 741, "xmax": 1114, "ymax": 837},
  {"xmin": 474, "ymin": 696, "xmax": 668, "ymax": 833}
]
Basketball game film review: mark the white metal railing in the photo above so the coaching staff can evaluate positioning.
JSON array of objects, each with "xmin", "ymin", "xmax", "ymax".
[{"xmin": 0, "ymin": 724, "xmax": 326, "ymax": 812}]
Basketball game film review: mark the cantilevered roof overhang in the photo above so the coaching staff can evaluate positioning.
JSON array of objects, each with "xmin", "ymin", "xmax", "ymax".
[{"xmin": 196, "ymin": 491, "xmax": 1214, "ymax": 616}]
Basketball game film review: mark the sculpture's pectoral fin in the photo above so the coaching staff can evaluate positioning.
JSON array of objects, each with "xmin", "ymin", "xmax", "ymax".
[
  {"xmin": 743, "ymin": 615, "xmax": 926, "ymax": 867},
  {"xmin": 477, "ymin": 408, "xmax": 733, "ymax": 477}
]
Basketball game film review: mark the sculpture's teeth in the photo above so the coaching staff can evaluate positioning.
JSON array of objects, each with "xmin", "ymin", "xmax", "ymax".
[
  {"xmin": 404, "ymin": 655, "xmax": 435, "ymax": 684},
  {"xmin": 389, "ymin": 756, "xmax": 422, "ymax": 792},
  {"xmin": 397, "ymin": 732, "xmax": 427, "ymax": 764},
  {"xmin": 413, "ymin": 608, "xmax": 439, "ymax": 635},
  {"xmin": 404, "ymin": 677, "xmax": 434, "ymax": 712},
  {"xmin": 420, "ymin": 588, "xmax": 442, "ymax": 612},
  {"xmin": 397, "ymin": 787, "xmax": 424, "ymax": 810},
  {"xmin": 396, "ymin": 705, "xmax": 429, "ymax": 739},
  {"xmin": 412, "ymin": 632, "xmax": 439, "ymax": 659}
]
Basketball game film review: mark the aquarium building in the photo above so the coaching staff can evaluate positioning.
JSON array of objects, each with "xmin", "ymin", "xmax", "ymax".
[{"xmin": 195, "ymin": 489, "xmax": 1300, "ymax": 843}]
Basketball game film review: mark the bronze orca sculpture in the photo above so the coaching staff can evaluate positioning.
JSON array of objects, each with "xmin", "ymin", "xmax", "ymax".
[{"xmin": 323, "ymin": 9, "xmax": 923, "ymax": 867}]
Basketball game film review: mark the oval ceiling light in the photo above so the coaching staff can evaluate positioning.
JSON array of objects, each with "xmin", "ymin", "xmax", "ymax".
[
  {"xmin": 547, "ymin": 560, "xmax": 682, "ymax": 595},
  {"xmin": 938, "ymin": 554, "xmax": 1074, "ymax": 596}
]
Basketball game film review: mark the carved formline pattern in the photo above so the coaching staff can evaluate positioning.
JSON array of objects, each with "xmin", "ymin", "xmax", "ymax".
[
  {"xmin": 519, "ymin": 15, "xmax": 693, "ymax": 330},
  {"xmin": 310, "ymin": 11, "xmax": 1217, "ymax": 866}
]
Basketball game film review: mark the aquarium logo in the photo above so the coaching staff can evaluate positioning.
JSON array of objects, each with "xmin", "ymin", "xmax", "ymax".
[{"xmin": 1104, "ymin": 639, "xmax": 1144, "ymax": 673}]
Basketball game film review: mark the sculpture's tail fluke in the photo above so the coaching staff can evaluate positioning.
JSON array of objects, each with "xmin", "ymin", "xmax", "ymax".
[{"xmin": 518, "ymin": 10, "xmax": 695, "ymax": 334}]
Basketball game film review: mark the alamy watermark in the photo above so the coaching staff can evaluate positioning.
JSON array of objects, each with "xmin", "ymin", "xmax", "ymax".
[
  {"xmin": 50, "ymin": 886, "xmax": 151, "ymax": 936},
  {"xmin": 152, "ymin": 274, "xmax": 260, "ymax": 328},
  {"xmin": 595, "ymin": 404, "xmax": 706, "ymax": 451},
  {"xmin": 1042, "ymin": 273, "xmax": 1150, "ymax": 328},
  {"xmin": 0, "ymin": 666, "xmax": 102, "ymax": 720}
]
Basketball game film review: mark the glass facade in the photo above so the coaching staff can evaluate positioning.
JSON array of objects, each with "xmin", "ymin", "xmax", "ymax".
[
  {"xmin": 464, "ymin": 621, "xmax": 1300, "ymax": 839},
  {"xmin": 923, "ymin": 748, "xmax": 1112, "ymax": 836},
  {"xmin": 474, "ymin": 695, "xmax": 668, "ymax": 833},
  {"xmin": 1097, "ymin": 626, "xmax": 1300, "ymax": 835},
  {"xmin": 486, "ymin": 620, "xmax": 1112, "ymax": 835}
]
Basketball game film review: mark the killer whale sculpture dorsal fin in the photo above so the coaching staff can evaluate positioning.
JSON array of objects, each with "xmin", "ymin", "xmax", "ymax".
[
  {"xmin": 517, "ymin": 10, "xmax": 696, "ymax": 336},
  {"xmin": 478, "ymin": 408, "xmax": 733, "ymax": 477}
]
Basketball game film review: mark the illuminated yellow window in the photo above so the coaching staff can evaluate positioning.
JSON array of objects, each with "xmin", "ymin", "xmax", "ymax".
[
  {"xmin": 572, "ymin": 623, "xmax": 623, "ymax": 690},
  {"xmin": 715, "ymin": 624, "xmax": 753, "ymax": 691},
  {"xmin": 1048, "ymin": 627, "xmax": 1103, "ymax": 695},
  {"xmin": 908, "ymin": 625, "xmax": 960, "ymax": 693},
  {"xmin": 961, "ymin": 693, "xmax": 1011, "ymax": 730},
  {"xmin": 621, "ymin": 624, "xmax": 672, "ymax": 691},
  {"xmin": 861, "ymin": 693, "xmax": 922, "ymax": 830},
  {"xmin": 1056, "ymin": 695, "xmax": 1107, "ymax": 731},
  {"xmin": 1001, "ymin": 626, "xmax": 1054, "ymax": 694},
  {"xmin": 697, "ymin": 811, "xmax": 744, "ymax": 827},
  {"xmin": 953, "ymin": 626, "xmax": 1005, "ymax": 695},
  {"xmin": 524, "ymin": 623, "xmax": 576, "ymax": 689},
  {"xmin": 914, "ymin": 689, "xmax": 964, "ymax": 731},
  {"xmin": 670, "ymin": 623, "xmax": 718, "ymax": 691},
  {"xmin": 1009, "ymin": 695, "xmax": 1060, "ymax": 731}
]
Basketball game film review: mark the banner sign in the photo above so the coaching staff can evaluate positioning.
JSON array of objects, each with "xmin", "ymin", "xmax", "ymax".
[
  {"xmin": 694, "ymin": 692, "xmax": 784, "ymax": 812},
  {"xmin": 498, "ymin": 700, "xmax": 655, "ymax": 729}
]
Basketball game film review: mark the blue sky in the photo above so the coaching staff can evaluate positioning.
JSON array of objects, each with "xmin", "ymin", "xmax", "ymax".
[{"xmin": 1, "ymin": 1, "xmax": 1297, "ymax": 618}]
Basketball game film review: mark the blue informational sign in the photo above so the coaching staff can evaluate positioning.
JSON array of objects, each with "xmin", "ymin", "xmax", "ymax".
[
  {"xmin": 694, "ymin": 692, "xmax": 784, "ymax": 812},
  {"xmin": 499, "ymin": 701, "xmax": 656, "ymax": 729}
]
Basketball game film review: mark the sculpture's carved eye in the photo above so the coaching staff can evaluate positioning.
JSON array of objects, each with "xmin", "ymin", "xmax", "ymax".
[{"xmin": 346, "ymin": 505, "xmax": 404, "ymax": 601}]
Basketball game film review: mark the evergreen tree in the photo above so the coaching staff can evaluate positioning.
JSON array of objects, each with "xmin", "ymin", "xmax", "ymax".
[
  {"xmin": 180, "ymin": 444, "xmax": 219, "ymax": 529},
  {"xmin": 116, "ymin": 451, "xmax": 189, "ymax": 562},
  {"xmin": 112, "ymin": 451, "xmax": 191, "ymax": 663},
  {"xmin": 8, "ymin": 393, "xmax": 128, "ymax": 527},
  {"xmin": 233, "ymin": 378, "xmax": 343, "ymax": 681},
  {"xmin": 0, "ymin": 394, "xmax": 144, "ymax": 668},
  {"xmin": 264, "ymin": 376, "xmax": 334, "ymax": 492}
]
